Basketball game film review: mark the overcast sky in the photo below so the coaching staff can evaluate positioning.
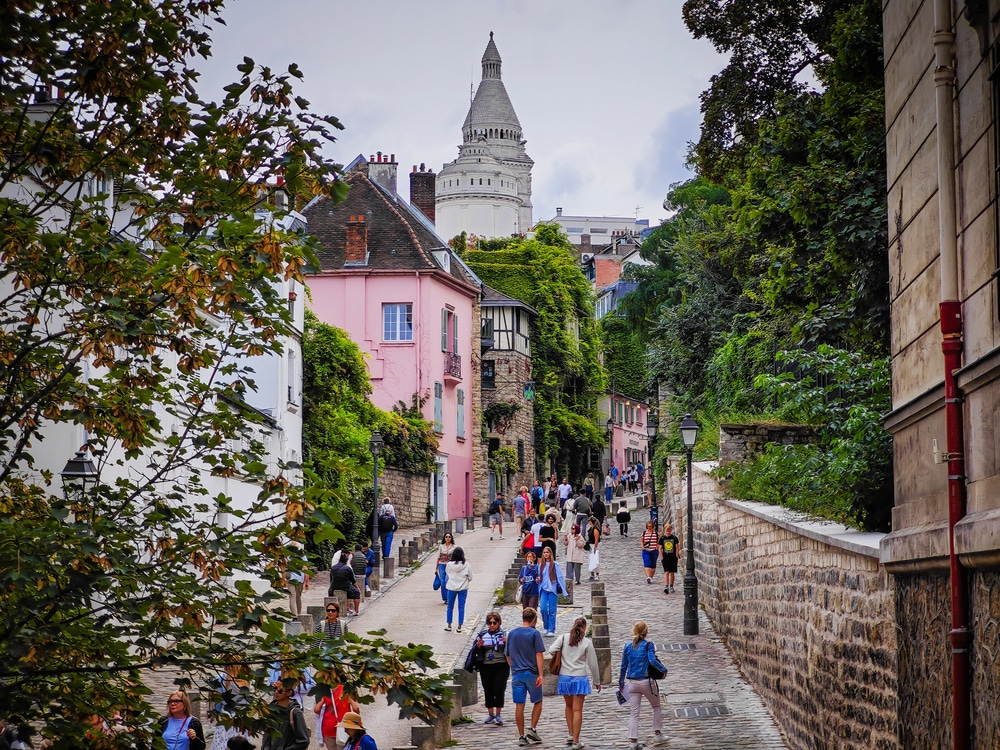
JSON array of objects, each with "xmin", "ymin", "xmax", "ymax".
[{"xmin": 198, "ymin": 0, "xmax": 727, "ymax": 226}]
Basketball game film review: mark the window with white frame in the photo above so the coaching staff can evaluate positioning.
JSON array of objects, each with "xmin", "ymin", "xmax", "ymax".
[
  {"xmin": 383, "ymin": 303, "xmax": 413, "ymax": 341},
  {"xmin": 434, "ymin": 382, "xmax": 443, "ymax": 433},
  {"xmin": 457, "ymin": 389, "xmax": 465, "ymax": 439}
]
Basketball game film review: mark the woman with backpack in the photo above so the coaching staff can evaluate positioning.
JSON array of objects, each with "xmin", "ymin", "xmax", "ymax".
[
  {"xmin": 377, "ymin": 503, "xmax": 398, "ymax": 560},
  {"xmin": 617, "ymin": 621, "xmax": 668, "ymax": 750},
  {"xmin": 489, "ymin": 495, "xmax": 505, "ymax": 540}
]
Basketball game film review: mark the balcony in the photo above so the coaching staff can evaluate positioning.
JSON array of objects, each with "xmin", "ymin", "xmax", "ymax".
[{"xmin": 444, "ymin": 351, "xmax": 462, "ymax": 382}]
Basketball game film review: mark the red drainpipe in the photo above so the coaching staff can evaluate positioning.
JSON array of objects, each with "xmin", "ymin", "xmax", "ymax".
[
  {"xmin": 941, "ymin": 301, "xmax": 970, "ymax": 750},
  {"xmin": 932, "ymin": 1, "xmax": 970, "ymax": 745}
]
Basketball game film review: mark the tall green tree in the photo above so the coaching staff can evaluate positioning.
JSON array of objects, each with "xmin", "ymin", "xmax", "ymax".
[{"xmin": 0, "ymin": 2, "xmax": 445, "ymax": 745}]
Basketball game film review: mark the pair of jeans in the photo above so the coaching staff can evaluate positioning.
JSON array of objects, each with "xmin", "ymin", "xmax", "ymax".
[
  {"xmin": 565, "ymin": 561, "xmax": 582, "ymax": 584},
  {"xmin": 380, "ymin": 530, "xmax": 394, "ymax": 560},
  {"xmin": 446, "ymin": 588, "xmax": 468, "ymax": 626},
  {"xmin": 539, "ymin": 589, "xmax": 558, "ymax": 632},
  {"xmin": 437, "ymin": 563, "xmax": 449, "ymax": 601}
]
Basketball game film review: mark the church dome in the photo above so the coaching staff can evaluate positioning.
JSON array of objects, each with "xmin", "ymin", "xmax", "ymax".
[{"xmin": 462, "ymin": 32, "xmax": 522, "ymax": 135}]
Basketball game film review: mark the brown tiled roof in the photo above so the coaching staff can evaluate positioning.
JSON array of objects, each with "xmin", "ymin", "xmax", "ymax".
[
  {"xmin": 303, "ymin": 171, "xmax": 479, "ymax": 291},
  {"xmin": 481, "ymin": 284, "xmax": 537, "ymax": 316}
]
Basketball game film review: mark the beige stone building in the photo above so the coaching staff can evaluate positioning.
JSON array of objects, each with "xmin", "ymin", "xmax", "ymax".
[{"xmin": 882, "ymin": 0, "xmax": 1000, "ymax": 745}]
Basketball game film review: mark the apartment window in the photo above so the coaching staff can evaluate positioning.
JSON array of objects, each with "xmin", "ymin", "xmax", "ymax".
[
  {"xmin": 517, "ymin": 439, "xmax": 525, "ymax": 470},
  {"xmin": 441, "ymin": 308, "xmax": 458, "ymax": 352},
  {"xmin": 483, "ymin": 360, "xmax": 496, "ymax": 389},
  {"xmin": 383, "ymin": 303, "xmax": 413, "ymax": 341},
  {"xmin": 457, "ymin": 389, "xmax": 466, "ymax": 439},
  {"xmin": 287, "ymin": 349, "xmax": 298, "ymax": 404},
  {"xmin": 434, "ymin": 382, "xmax": 443, "ymax": 433}
]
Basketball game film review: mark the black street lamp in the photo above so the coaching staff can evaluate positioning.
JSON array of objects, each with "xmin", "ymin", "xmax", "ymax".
[
  {"xmin": 680, "ymin": 413, "xmax": 700, "ymax": 635},
  {"xmin": 645, "ymin": 408, "xmax": 659, "ymax": 531},
  {"xmin": 369, "ymin": 431, "xmax": 384, "ymax": 547},
  {"xmin": 606, "ymin": 417, "xmax": 614, "ymax": 469},
  {"xmin": 60, "ymin": 448, "xmax": 99, "ymax": 525}
]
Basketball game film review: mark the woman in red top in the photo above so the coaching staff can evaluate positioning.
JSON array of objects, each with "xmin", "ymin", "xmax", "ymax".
[
  {"xmin": 640, "ymin": 521, "xmax": 659, "ymax": 584},
  {"xmin": 315, "ymin": 685, "xmax": 359, "ymax": 750}
]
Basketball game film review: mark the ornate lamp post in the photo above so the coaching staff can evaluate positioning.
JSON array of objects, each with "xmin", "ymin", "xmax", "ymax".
[
  {"xmin": 606, "ymin": 416, "xmax": 614, "ymax": 470},
  {"xmin": 680, "ymin": 413, "xmax": 700, "ymax": 636},
  {"xmin": 645, "ymin": 408, "xmax": 659, "ymax": 531},
  {"xmin": 60, "ymin": 448, "xmax": 99, "ymax": 526},
  {"xmin": 368, "ymin": 431, "xmax": 384, "ymax": 548}
]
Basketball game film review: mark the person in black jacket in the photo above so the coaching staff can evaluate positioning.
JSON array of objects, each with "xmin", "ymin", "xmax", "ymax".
[
  {"xmin": 327, "ymin": 552, "xmax": 360, "ymax": 615},
  {"xmin": 377, "ymin": 503, "xmax": 399, "ymax": 560},
  {"xmin": 261, "ymin": 683, "xmax": 309, "ymax": 750}
]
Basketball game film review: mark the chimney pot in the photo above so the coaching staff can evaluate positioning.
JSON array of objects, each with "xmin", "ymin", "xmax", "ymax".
[
  {"xmin": 556, "ymin": 207, "xmax": 563, "ymax": 216},
  {"xmin": 390, "ymin": 153, "xmax": 395, "ymax": 163},
  {"xmin": 420, "ymin": 162, "xmax": 425, "ymax": 171},
  {"xmin": 413, "ymin": 165, "xmax": 417, "ymax": 172},
  {"xmin": 369, "ymin": 155, "xmax": 375, "ymax": 162}
]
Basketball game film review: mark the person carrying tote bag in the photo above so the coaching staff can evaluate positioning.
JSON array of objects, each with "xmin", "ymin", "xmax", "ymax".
[
  {"xmin": 617, "ymin": 621, "xmax": 668, "ymax": 750},
  {"xmin": 546, "ymin": 617, "xmax": 601, "ymax": 750}
]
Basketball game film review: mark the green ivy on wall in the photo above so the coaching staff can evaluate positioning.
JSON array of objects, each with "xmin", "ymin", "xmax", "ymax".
[{"xmin": 460, "ymin": 223, "xmax": 605, "ymax": 482}]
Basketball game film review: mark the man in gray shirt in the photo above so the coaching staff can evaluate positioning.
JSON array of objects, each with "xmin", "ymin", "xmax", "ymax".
[{"xmin": 506, "ymin": 607, "xmax": 545, "ymax": 745}]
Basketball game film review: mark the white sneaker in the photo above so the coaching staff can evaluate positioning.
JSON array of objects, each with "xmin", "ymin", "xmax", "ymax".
[{"xmin": 499, "ymin": 535, "xmax": 505, "ymax": 540}]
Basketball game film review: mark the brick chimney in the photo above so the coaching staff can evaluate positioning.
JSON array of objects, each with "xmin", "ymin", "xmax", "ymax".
[
  {"xmin": 345, "ymin": 215, "xmax": 368, "ymax": 263},
  {"xmin": 410, "ymin": 162, "xmax": 436, "ymax": 223},
  {"xmin": 368, "ymin": 150, "xmax": 398, "ymax": 194}
]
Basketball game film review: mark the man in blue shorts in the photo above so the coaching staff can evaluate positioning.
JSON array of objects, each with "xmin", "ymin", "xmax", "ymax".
[{"xmin": 506, "ymin": 607, "xmax": 545, "ymax": 745}]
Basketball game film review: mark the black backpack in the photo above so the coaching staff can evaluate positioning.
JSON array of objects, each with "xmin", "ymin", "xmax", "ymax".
[{"xmin": 489, "ymin": 499, "xmax": 501, "ymax": 514}]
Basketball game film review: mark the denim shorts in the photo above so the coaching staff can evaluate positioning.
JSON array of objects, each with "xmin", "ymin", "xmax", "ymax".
[{"xmin": 511, "ymin": 671, "xmax": 543, "ymax": 704}]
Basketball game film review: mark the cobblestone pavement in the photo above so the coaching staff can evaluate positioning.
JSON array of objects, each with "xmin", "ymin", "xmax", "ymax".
[{"xmin": 451, "ymin": 505, "xmax": 791, "ymax": 750}]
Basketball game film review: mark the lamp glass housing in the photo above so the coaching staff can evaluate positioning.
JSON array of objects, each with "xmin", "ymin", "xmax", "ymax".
[
  {"xmin": 679, "ymin": 414, "xmax": 700, "ymax": 449},
  {"xmin": 369, "ymin": 431, "xmax": 385, "ymax": 458}
]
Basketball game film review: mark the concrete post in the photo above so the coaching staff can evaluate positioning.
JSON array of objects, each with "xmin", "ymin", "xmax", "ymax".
[
  {"xmin": 284, "ymin": 619, "xmax": 303, "ymax": 636},
  {"xmin": 543, "ymin": 654, "xmax": 559, "ymax": 696},
  {"xmin": 383, "ymin": 557, "xmax": 395, "ymax": 580},
  {"xmin": 452, "ymin": 666, "xmax": 479, "ymax": 706},
  {"xmin": 296, "ymin": 614, "xmax": 314, "ymax": 633},
  {"xmin": 559, "ymin": 578, "xmax": 573, "ymax": 606}
]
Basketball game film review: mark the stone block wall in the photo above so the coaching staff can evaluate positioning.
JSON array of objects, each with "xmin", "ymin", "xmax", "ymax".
[
  {"xmin": 718, "ymin": 423, "xmax": 819, "ymax": 465},
  {"xmin": 381, "ymin": 467, "xmax": 431, "ymax": 527},
  {"xmin": 483, "ymin": 348, "xmax": 536, "ymax": 500},
  {"xmin": 665, "ymin": 461, "xmax": 898, "ymax": 749}
]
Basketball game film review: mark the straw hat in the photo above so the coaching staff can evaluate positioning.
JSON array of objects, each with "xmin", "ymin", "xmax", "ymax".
[{"xmin": 337, "ymin": 712, "xmax": 365, "ymax": 731}]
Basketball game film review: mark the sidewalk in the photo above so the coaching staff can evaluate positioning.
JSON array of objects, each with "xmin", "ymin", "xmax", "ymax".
[
  {"xmin": 303, "ymin": 519, "xmax": 524, "ymax": 749},
  {"xmin": 449, "ymin": 505, "xmax": 791, "ymax": 750}
]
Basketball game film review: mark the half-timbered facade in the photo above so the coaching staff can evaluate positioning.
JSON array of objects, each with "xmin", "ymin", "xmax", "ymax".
[{"xmin": 479, "ymin": 286, "xmax": 537, "ymax": 499}]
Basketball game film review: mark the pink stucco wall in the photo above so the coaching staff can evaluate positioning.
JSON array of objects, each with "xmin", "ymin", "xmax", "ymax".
[{"xmin": 308, "ymin": 270, "xmax": 475, "ymax": 521}]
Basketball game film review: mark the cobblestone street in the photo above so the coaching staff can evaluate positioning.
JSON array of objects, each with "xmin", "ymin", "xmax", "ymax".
[{"xmin": 450, "ymin": 505, "xmax": 791, "ymax": 750}]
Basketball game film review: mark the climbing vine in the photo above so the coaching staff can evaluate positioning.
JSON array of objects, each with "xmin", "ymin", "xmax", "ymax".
[
  {"xmin": 460, "ymin": 223, "xmax": 605, "ymax": 481},
  {"xmin": 484, "ymin": 401, "xmax": 522, "ymax": 434}
]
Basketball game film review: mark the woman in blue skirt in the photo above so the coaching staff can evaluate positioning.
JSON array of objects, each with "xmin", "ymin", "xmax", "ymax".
[{"xmin": 546, "ymin": 616, "xmax": 601, "ymax": 750}]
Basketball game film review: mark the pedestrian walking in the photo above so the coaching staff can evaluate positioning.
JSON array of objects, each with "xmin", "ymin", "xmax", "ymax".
[
  {"xmin": 436, "ymin": 532, "xmax": 456, "ymax": 603},
  {"xmin": 444, "ymin": 547, "xmax": 473, "ymax": 633},
  {"xmin": 505, "ymin": 607, "xmax": 546, "ymax": 746},
  {"xmin": 209, "ymin": 662, "xmax": 251, "ymax": 750},
  {"xmin": 261, "ymin": 682, "xmax": 309, "ymax": 750},
  {"xmin": 529, "ymin": 514, "xmax": 545, "ymax": 560},
  {"xmin": 358, "ymin": 541, "xmax": 375, "ymax": 596},
  {"xmin": 640, "ymin": 521, "xmax": 659, "ymax": 584},
  {"xmin": 377, "ymin": 503, "xmax": 398, "ymax": 560},
  {"xmin": 472, "ymin": 611, "xmax": 511, "ymax": 726},
  {"xmin": 616, "ymin": 500, "xmax": 631, "ymax": 537},
  {"xmin": 314, "ymin": 685, "xmax": 359, "ymax": 750},
  {"xmin": 513, "ymin": 488, "xmax": 529, "ymax": 540},
  {"xmin": 489, "ymin": 494, "xmax": 505, "ymax": 540},
  {"xmin": 573, "ymin": 492, "xmax": 591, "ymax": 529},
  {"xmin": 538, "ymin": 513, "xmax": 559, "ymax": 559},
  {"xmin": 547, "ymin": 616, "xmax": 601, "ymax": 750},
  {"xmin": 659, "ymin": 523, "xmax": 680, "ymax": 594},
  {"xmin": 530, "ymin": 480, "xmax": 545, "ymax": 515},
  {"xmin": 284, "ymin": 542, "xmax": 309, "ymax": 617},
  {"xmin": 563, "ymin": 524, "xmax": 586, "ymax": 585},
  {"xmin": 591, "ymin": 494, "xmax": 606, "ymax": 531},
  {"xmin": 538, "ymin": 546, "xmax": 568, "ymax": 636},
  {"xmin": 518, "ymin": 550, "xmax": 541, "ymax": 612},
  {"xmin": 617, "ymin": 621, "xmax": 668, "ymax": 750},
  {"xmin": 583, "ymin": 473, "xmax": 595, "ymax": 500},
  {"xmin": 585, "ymin": 516, "xmax": 602, "ymax": 580},
  {"xmin": 604, "ymin": 469, "xmax": 615, "ymax": 505},
  {"xmin": 337, "ymin": 712, "xmax": 378, "ymax": 750}
]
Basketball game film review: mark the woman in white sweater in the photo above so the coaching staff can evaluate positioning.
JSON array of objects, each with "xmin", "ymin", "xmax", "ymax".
[
  {"xmin": 546, "ymin": 616, "xmax": 601, "ymax": 749},
  {"xmin": 563, "ymin": 523, "xmax": 587, "ymax": 585},
  {"xmin": 444, "ymin": 547, "xmax": 473, "ymax": 633}
]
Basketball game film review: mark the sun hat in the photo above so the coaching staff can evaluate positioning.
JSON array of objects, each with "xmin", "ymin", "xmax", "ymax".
[{"xmin": 337, "ymin": 711, "xmax": 365, "ymax": 731}]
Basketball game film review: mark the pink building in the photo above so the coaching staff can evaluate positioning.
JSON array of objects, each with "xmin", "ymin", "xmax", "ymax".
[
  {"xmin": 304, "ymin": 154, "xmax": 481, "ymax": 521},
  {"xmin": 603, "ymin": 393, "xmax": 649, "ymax": 474}
]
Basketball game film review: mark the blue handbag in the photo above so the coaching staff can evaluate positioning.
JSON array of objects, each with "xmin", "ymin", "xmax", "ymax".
[{"xmin": 433, "ymin": 570, "xmax": 442, "ymax": 591}]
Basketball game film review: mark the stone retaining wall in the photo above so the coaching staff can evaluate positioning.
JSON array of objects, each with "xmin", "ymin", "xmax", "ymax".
[
  {"xmin": 665, "ymin": 459, "xmax": 898, "ymax": 749},
  {"xmin": 718, "ymin": 423, "xmax": 819, "ymax": 465},
  {"xmin": 381, "ymin": 467, "xmax": 431, "ymax": 527}
]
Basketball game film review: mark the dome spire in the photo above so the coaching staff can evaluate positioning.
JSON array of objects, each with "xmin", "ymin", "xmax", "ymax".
[{"xmin": 482, "ymin": 31, "xmax": 502, "ymax": 80}]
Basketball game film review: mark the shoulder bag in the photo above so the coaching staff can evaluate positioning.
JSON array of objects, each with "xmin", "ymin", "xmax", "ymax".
[
  {"xmin": 548, "ymin": 634, "xmax": 564, "ymax": 675},
  {"xmin": 645, "ymin": 641, "xmax": 666, "ymax": 680}
]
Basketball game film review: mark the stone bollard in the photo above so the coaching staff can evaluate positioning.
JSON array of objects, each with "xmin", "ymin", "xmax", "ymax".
[
  {"xmin": 436, "ymin": 521, "xmax": 448, "ymax": 539},
  {"xmin": 370, "ymin": 569, "xmax": 381, "ymax": 591},
  {"xmin": 327, "ymin": 592, "xmax": 347, "ymax": 611},
  {"xmin": 296, "ymin": 613, "xmax": 314, "ymax": 634},
  {"xmin": 592, "ymin": 606, "xmax": 607, "ymax": 620},
  {"xmin": 503, "ymin": 577, "xmax": 519, "ymax": 604},
  {"xmin": 542, "ymin": 654, "xmax": 559, "ymax": 696},
  {"xmin": 467, "ymin": 515, "xmax": 475, "ymax": 530},
  {"xmin": 383, "ymin": 556, "xmax": 395, "ymax": 580},
  {"xmin": 284, "ymin": 619, "xmax": 303, "ymax": 637},
  {"xmin": 596, "ymin": 645, "xmax": 613, "ymax": 684},
  {"xmin": 398, "ymin": 545, "xmax": 411, "ymax": 568},
  {"xmin": 444, "ymin": 683, "xmax": 463, "ymax": 722},
  {"xmin": 408, "ymin": 540, "xmax": 419, "ymax": 562},
  {"xmin": 455, "ymin": 517, "xmax": 465, "ymax": 533},
  {"xmin": 307, "ymin": 604, "xmax": 326, "ymax": 622},
  {"xmin": 452, "ymin": 666, "xmax": 479, "ymax": 706},
  {"xmin": 591, "ymin": 622, "xmax": 609, "ymax": 641},
  {"xmin": 559, "ymin": 578, "xmax": 574, "ymax": 606},
  {"xmin": 410, "ymin": 724, "xmax": 435, "ymax": 750},
  {"xmin": 591, "ymin": 581, "xmax": 606, "ymax": 595},
  {"xmin": 482, "ymin": 512, "xmax": 491, "ymax": 528}
]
